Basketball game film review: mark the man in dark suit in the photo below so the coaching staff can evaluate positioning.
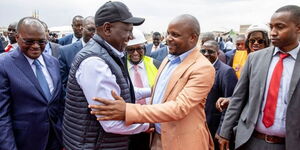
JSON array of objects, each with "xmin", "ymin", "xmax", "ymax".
[
  {"xmin": 40, "ymin": 21, "xmax": 61, "ymax": 58},
  {"xmin": 145, "ymin": 32, "xmax": 166, "ymax": 56},
  {"xmin": 218, "ymin": 5, "xmax": 300, "ymax": 150},
  {"xmin": 0, "ymin": 17, "xmax": 63, "ymax": 150},
  {"xmin": 201, "ymin": 40, "xmax": 237, "ymax": 150},
  {"xmin": 58, "ymin": 16, "xmax": 95, "ymax": 93},
  {"xmin": 58, "ymin": 15, "xmax": 84, "ymax": 46}
]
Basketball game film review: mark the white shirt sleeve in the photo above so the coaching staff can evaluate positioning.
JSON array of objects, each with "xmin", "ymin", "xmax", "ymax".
[
  {"xmin": 76, "ymin": 56, "xmax": 149, "ymax": 135},
  {"xmin": 134, "ymin": 87, "xmax": 151, "ymax": 100}
]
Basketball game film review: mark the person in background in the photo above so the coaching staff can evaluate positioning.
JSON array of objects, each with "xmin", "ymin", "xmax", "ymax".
[
  {"xmin": 5, "ymin": 22, "xmax": 18, "ymax": 52},
  {"xmin": 245, "ymin": 24, "xmax": 270, "ymax": 53},
  {"xmin": 201, "ymin": 40, "xmax": 238, "ymax": 150},
  {"xmin": 201, "ymin": 32, "xmax": 227, "ymax": 63},
  {"xmin": 125, "ymin": 28, "xmax": 159, "ymax": 150},
  {"xmin": 145, "ymin": 32, "xmax": 166, "ymax": 55},
  {"xmin": 58, "ymin": 16, "xmax": 95, "ymax": 97},
  {"xmin": 58, "ymin": 15, "xmax": 84, "ymax": 46},
  {"xmin": 40, "ymin": 21, "xmax": 61, "ymax": 58}
]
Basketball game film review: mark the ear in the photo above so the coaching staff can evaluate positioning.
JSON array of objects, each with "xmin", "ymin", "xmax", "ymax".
[
  {"xmin": 102, "ymin": 22, "xmax": 112, "ymax": 36},
  {"xmin": 296, "ymin": 23, "xmax": 300, "ymax": 34},
  {"xmin": 190, "ymin": 33, "xmax": 198, "ymax": 43}
]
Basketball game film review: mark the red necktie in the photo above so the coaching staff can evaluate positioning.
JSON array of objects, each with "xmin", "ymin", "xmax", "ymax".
[
  {"xmin": 5, "ymin": 44, "xmax": 13, "ymax": 52},
  {"xmin": 262, "ymin": 52, "xmax": 289, "ymax": 128},
  {"xmin": 133, "ymin": 65, "xmax": 146, "ymax": 105}
]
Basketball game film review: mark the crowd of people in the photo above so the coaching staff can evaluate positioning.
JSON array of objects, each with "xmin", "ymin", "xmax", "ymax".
[{"xmin": 0, "ymin": 1, "xmax": 300, "ymax": 150}]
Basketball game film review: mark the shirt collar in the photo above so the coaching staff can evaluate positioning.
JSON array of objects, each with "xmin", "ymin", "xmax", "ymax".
[
  {"xmin": 81, "ymin": 38, "xmax": 86, "ymax": 47},
  {"xmin": 212, "ymin": 58, "xmax": 219, "ymax": 66},
  {"xmin": 104, "ymin": 41, "xmax": 125, "ymax": 57},
  {"xmin": 128, "ymin": 60, "xmax": 145, "ymax": 70},
  {"xmin": 167, "ymin": 46, "xmax": 195, "ymax": 64},
  {"xmin": 72, "ymin": 34, "xmax": 81, "ymax": 43},
  {"xmin": 273, "ymin": 42, "xmax": 300, "ymax": 60},
  {"xmin": 24, "ymin": 54, "xmax": 46, "ymax": 67}
]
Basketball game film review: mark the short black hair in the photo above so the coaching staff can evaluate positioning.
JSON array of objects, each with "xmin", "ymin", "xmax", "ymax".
[
  {"xmin": 152, "ymin": 32, "xmax": 161, "ymax": 37},
  {"xmin": 275, "ymin": 5, "xmax": 300, "ymax": 24},
  {"xmin": 72, "ymin": 15, "xmax": 84, "ymax": 23}
]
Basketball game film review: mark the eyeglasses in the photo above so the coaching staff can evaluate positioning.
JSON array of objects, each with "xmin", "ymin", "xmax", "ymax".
[
  {"xmin": 126, "ymin": 47, "xmax": 144, "ymax": 54},
  {"xmin": 19, "ymin": 36, "xmax": 47, "ymax": 46},
  {"xmin": 249, "ymin": 39, "xmax": 265, "ymax": 44},
  {"xmin": 200, "ymin": 49, "xmax": 216, "ymax": 55}
]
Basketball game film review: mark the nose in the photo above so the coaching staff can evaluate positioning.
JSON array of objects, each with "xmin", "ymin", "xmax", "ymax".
[
  {"xmin": 270, "ymin": 27, "xmax": 277, "ymax": 37},
  {"xmin": 129, "ymin": 32, "xmax": 133, "ymax": 40}
]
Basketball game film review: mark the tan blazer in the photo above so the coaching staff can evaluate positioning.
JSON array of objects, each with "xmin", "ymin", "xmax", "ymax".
[{"xmin": 126, "ymin": 48, "xmax": 215, "ymax": 150}]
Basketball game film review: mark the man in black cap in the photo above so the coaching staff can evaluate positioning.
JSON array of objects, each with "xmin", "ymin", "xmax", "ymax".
[{"xmin": 62, "ymin": 1, "xmax": 150, "ymax": 150}]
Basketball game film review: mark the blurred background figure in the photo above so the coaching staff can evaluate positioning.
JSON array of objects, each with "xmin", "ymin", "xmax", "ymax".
[
  {"xmin": 4, "ymin": 22, "xmax": 18, "ymax": 52},
  {"xmin": 145, "ymin": 32, "xmax": 166, "ymax": 56},
  {"xmin": 58, "ymin": 15, "xmax": 84, "ymax": 46}
]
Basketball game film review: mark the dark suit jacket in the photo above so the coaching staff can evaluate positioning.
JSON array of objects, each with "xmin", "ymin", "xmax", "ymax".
[
  {"xmin": 150, "ymin": 46, "xmax": 168, "ymax": 62},
  {"xmin": 220, "ymin": 46, "xmax": 300, "ymax": 149},
  {"xmin": 145, "ymin": 43, "xmax": 166, "ymax": 56},
  {"xmin": 0, "ymin": 48, "xmax": 64, "ymax": 150},
  {"xmin": 58, "ymin": 41, "xmax": 83, "ymax": 92},
  {"xmin": 206, "ymin": 59, "xmax": 237, "ymax": 137},
  {"xmin": 58, "ymin": 34, "xmax": 73, "ymax": 46}
]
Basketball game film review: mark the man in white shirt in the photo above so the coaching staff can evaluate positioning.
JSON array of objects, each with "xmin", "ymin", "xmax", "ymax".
[{"xmin": 62, "ymin": 2, "xmax": 150, "ymax": 150}]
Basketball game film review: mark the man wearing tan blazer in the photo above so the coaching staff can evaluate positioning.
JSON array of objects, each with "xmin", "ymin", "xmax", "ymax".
[{"xmin": 89, "ymin": 14, "xmax": 215, "ymax": 150}]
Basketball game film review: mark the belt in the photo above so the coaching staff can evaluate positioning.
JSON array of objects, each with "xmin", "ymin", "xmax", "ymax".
[{"xmin": 253, "ymin": 131, "xmax": 285, "ymax": 144}]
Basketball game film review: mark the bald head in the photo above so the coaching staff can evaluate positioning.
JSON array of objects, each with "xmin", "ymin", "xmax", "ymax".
[
  {"xmin": 201, "ymin": 32, "xmax": 215, "ymax": 45},
  {"xmin": 17, "ymin": 17, "xmax": 45, "ymax": 34},
  {"xmin": 171, "ymin": 14, "xmax": 200, "ymax": 36},
  {"xmin": 167, "ymin": 14, "xmax": 200, "ymax": 55}
]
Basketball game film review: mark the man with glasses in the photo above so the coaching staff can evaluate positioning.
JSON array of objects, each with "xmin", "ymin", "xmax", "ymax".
[
  {"xmin": 0, "ymin": 17, "xmax": 63, "ymax": 150},
  {"xmin": 58, "ymin": 16, "xmax": 95, "ymax": 97},
  {"xmin": 200, "ymin": 40, "xmax": 237, "ymax": 150},
  {"xmin": 125, "ymin": 28, "xmax": 158, "ymax": 150},
  {"xmin": 4, "ymin": 22, "xmax": 18, "ymax": 52},
  {"xmin": 58, "ymin": 15, "xmax": 83, "ymax": 46}
]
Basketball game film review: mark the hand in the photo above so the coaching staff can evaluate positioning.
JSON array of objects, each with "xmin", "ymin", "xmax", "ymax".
[
  {"xmin": 218, "ymin": 136, "xmax": 230, "ymax": 150},
  {"xmin": 144, "ymin": 123, "xmax": 155, "ymax": 133},
  {"xmin": 89, "ymin": 91, "xmax": 126, "ymax": 121},
  {"xmin": 216, "ymin": 97, "xmax": 230, "ymax": 112}
]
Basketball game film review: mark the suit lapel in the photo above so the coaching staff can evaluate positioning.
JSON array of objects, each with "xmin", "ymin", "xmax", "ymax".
[
  {"xmin": 12, "ymin": 48, "xmax": 48, "ymax": 102},
  {"xmin": 257, "ymin": 47, "xmax": 274, "ymax": 101},
  {"xmin": 287, "ymin": 47, "xmax": 300, "ymax": 102},
  {"xmin": 162, "ymin": 48, "xmax": 199, "ymax": 102}
]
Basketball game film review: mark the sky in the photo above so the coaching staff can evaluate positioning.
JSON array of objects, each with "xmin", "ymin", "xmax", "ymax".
[{"xmin": 0, "ymin": 0, "xmax": 299, "ymax": 33}]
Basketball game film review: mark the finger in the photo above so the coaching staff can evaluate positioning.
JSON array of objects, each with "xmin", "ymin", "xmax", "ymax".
[
  {"xmin": 92, "ymin": 97, "xmax": 114, "ymax": 105},
  {"xmin": 90, "ymin": 110, "xmax": 114, "ymax": 115},
  {"xmin": 96, "ymin": 116, "xmax": 115, "ymax": 121},
  {"xmin": 111, "ymin": 91, "xmax": 125, "ymax": 101},
  {"xmin": 225, "ymin": 142, "xmax": 230, "ymax": 150},
  {"xmin": 88, "ymin": 104, "xmax": 112, "ymax": 110}
]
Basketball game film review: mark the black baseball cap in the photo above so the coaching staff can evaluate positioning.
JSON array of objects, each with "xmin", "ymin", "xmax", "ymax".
[{"xmin": 95, "ymin": 1, "xmax": 145, "ymax": 26}]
